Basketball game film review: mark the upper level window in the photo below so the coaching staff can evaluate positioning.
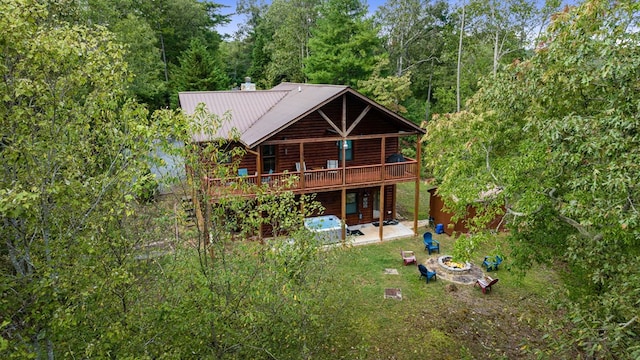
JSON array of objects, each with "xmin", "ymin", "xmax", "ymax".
[{"xmin": 337, "ymin": 140, "xmax": 353, "ymax": 161}]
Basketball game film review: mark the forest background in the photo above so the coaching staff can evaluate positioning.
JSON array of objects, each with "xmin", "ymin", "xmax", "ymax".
[{"xmin": 46, "ymin": 0, "xmax": 574, "ymax": 123}]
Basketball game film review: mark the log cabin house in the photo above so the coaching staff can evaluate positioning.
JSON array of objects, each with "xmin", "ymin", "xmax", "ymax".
[{"xmin": 179, "ymin": 82, "xmax": 426, "ymax": 240}]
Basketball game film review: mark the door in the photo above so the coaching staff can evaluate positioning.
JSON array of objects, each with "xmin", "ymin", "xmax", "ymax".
[{"xmin": 372, "ymin": 189, "xmax": 380, "ymax": 220}]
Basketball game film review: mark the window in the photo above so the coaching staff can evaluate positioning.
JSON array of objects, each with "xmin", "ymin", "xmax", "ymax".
[
  {"xmin": 337, "ymin": 140, "xmax": 353, "ymax": 161},
  {"xmin": 262, "ymin": 145, "xmax": 276, "ymax": 173},
  {"xmin": 346, "ymin": 192, "xmax": 357, "ymax": 215}
]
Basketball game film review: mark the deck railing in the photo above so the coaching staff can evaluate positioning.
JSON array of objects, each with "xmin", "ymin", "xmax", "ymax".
[{"xmin": 205, "ymin": 158, "xmax": 418, "ymax": 197}]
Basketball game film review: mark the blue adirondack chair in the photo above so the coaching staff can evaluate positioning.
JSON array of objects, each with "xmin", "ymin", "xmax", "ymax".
[
  {"xmin": 423, "ymin": 232, "xmax": 440, "ymax": 255},
  {"xmin": 418, "ymin": 264, "xmax": 437, "ymax": 283},
  {"xmin": 482, "ymin": 255, "xmax": 503, "ymax": 271}
]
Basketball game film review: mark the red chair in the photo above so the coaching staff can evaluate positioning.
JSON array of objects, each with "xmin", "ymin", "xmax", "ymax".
[
  {"xmin": 401, "ymin": 250, "xmax": 417, "ymax": 266},
  {"xmin": 475, "ymin": 276, "xmax": 499, "ymax": 294}
]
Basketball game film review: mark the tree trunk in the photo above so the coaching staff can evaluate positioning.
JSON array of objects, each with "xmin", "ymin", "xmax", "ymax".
[{"xmin": 457, "ymin": 4, "xmax": 465, "ymax": 112}]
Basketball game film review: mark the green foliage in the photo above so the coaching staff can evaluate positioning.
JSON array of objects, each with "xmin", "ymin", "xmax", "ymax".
[
  {"xmin": 132, "ymin": 172, "xmax": 159, "ymax": 203},
  {"xmin": 425, "ymin": 0, "xmax": 640, "ymax": 356},
  {"xmin": 260, "ymin": 0, "xmax": 320, "ymax": 85},
  {"xmin": 77, "ymin": 0, "xmax": 229, "ymax": 108},
  {"xmin": 304, "ymin": 0, "xmax": 383, "ymax": 86},
  {"xmin": 112, "ymin": 13, "xmax": 166, "ymax": 105},
  {"xmin": 0, "ymin": 0, "xmax": 162, "ymax": 356},
  {"xmin": 357, "ymin": 58, "xmax": 412, "ymax": 114},
  {"xmin": 169, "ymin": 38, "xmax": 229, "ymax": 107}
]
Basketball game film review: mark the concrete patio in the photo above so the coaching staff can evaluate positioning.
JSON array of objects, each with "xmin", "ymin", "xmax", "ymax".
[{"xmin": 346, "ymin": 220, "xmax": 429, "ymax": 246}]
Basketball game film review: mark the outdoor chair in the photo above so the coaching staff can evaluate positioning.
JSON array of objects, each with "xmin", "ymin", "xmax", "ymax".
[
  {"xmin": 418, "ymin": 264, "xmax": 437, "ymax": 283},
  {"xmin": 295, "ymin": 162, "xmax": 307, "ymax": 172},
  {"xmin": 238, "ymin": 168, "xmax": 249, "ymax": 176},
  {"xmin": 423, "ymin": 232, "xmax": 440, "ymax": 255},
  {"xmin": 482, "ymin": 255, "xmax": 503, "ymax": 272},
  {"xmin": 475, "ymin": 276, "xmax": 499, "ymax": 294},
  {"xmin": 401, "ymin": 250, "xmax": 417, "ymax": 266},
  {"xmin": 327, "ymin": 160, "xmax": 339, "ymax": 175}
]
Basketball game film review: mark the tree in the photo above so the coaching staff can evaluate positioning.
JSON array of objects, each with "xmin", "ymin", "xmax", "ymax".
[
  {"xmin": 424, "ymin": 1, "xmax": 640, "ymax": 357},
  {"xmin": 304, "ymin": 0, "xmax": 383, "ymax": 86},
  {"xmin": 262, "ymin": 0, "xmax": 321, "ymax": 85},
  {"xmin": 375, "ymin": 0, "xmax": 449, "ymax": 77},
  {"xmin": 357, "ymin": 58, "xmax": 412, "ymax": 114},
  {"xmin": 374, "ymin": 0, "xmax": 450, "ymax": 122},
  {"xmin": 112, "ymin": 13, "xmax": 166, "ymax": 105},
  {"xmin": 233, "ymin": 0, "xmax": 271, "ymax": 87},
  {"xmin": 0, "ymin": 0, "xmax": 158, "ymax": 357},
  {"xmin": 169, "ymin": 38, "xmax": 229, "ymax": 107},
  {"xmin": 79, "ymin": 0, "xmax": 229, "ymax": 107}
]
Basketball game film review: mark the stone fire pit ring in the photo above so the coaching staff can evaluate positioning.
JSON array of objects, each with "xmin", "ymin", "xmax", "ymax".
[
  {"xmin": 437, "ymin": 255, "xmax": 472, "ymax": 274},
  {"xmin": 424, "ymin": 255, "xmax": 483, "ymax": 285}
]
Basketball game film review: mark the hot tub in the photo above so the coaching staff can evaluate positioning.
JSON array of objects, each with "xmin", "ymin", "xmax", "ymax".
[{"xmin": 304, "ymin": 215, "xmax": 343, "ymax": 243}]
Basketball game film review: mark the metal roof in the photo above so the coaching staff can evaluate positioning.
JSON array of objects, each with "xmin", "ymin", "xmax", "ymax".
[
  {"xmin": 179, "ymin": 83, "xmax": 425, "ymax": 148},
  {"xmin": 178, "ymin": 90, "xmax": 289, "ymax": 143}
]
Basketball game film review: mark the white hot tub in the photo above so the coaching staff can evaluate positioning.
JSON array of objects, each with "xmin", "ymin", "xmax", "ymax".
[{"xmin": 304, "ymin": 215, "xmax": 343, "ymax": 243}]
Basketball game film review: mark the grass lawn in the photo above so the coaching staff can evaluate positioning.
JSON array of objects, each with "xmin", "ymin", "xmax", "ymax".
[
  {"xmin": 395, "ymin": 181, "xmax": 433, "ymax": 221},
  {"xmin": 328, "ymin": 230, "xmax": 567, "ymax": 359}
]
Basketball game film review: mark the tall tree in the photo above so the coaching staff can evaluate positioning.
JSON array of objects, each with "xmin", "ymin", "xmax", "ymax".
[
  {"xmin": 80, "ymin": 0, "xmax": 229, "ymax": 107},
  {"xmin": 169, "ymin": 38, "xmax": 229, "ymax": 106},
  {"xmin": 375, "ymin": 0, "xmax": 449, "ymax": 77},
  {"xmin": 112, "ymin": 14, "xmax": 166, "ymax": 105},
  {"xmin": 0, "ymin": 0, "xmax": 157, "ymax": 356},
  {"xmin": 262, "ymin": 0, "xmax": 321, "ymax": 85},
  {"xmin": 236, "ymin": 0, "xmax": 271, "ymax": 87},
  {"xmin": 304, "ymin": 0, "xmax": 383, "ymax": 86},
  {"xmin": 424, "ymin": 1, "xmax": 640, "ymax": 357}
]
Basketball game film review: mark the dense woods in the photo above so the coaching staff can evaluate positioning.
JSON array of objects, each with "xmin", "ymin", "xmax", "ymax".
[
  {"xmin": 2, "ymin": 0, "xmax": 639, "ymax": 358},
  {"xmin": 3, "ymin": 0, "xmax": 560, "ymax": 120}
]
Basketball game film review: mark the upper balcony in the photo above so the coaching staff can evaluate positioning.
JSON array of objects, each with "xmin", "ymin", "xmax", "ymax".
[{"xmin": 205, "ymin": 157, "xmax": 419, "ymax": 198}]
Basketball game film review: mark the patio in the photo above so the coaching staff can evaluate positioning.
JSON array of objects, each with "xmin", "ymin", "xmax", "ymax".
[{"xmin": 346, "ymin": 220, "xmax": 428, "ymax": 246}]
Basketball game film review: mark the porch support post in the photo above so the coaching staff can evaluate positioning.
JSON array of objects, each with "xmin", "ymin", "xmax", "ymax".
[
  {"xmin": 341, "ymin": 139, "xmax": 347, "ymax": 186},
  {"xmin": 257, "ymin": 146, "xmax": 263, "ymax": 240},
  {"xmin": 379, "ymin": 184, "xmax": 385, "ymax": 242},
  {"xmin": 414, "ymin": 138, "xmax": 422, "ymax": 236},
  {"xmin": 255, "ymin": 147, "xmax": 262, "ymax": 181},
  {"xmin": 299, "ymin": 142, "xmax": 305, "ymax": 188},
  {"xmin": 342, "ymin": 95, "xmax": 347, "ymax": 187},
  {"xmin": 380, "ymin": 137, "xmax": 386, "ymax": 181},
  {"xmin": 341, "ymin": 188, "xmax": 347, "ymax": 240}
]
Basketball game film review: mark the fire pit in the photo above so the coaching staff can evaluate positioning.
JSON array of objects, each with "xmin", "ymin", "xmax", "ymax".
[{"xmin": 437, "ymin": 255, "xmax": 471, "ymax": 274}]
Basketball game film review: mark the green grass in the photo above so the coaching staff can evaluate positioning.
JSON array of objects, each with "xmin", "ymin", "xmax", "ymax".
[
  {"xmin": 395, "ymin": 181, "xmax": 433, "ymax": 220},
  {"xmin": 327, "ymin": 231, "xmax": 567, "ymax": 359}
]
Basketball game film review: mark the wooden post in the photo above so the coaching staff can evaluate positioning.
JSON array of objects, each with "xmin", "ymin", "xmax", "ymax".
[
  {"xmin": 380, "ymin": 137, "xmax": 386, "ymax": 181},
  {"xmin": 341, "ymin": 188, "xmax": 347, "ymax": 240},
  {"xmin": 379, "ymin": 184, "xmax": 385, "ymax": 242},
  {"xmin": 299, "ymin": 142, "xmax": 305, "ymax": 188},
  {"xmin": 414, "ymin": 138, "xmax": 422, "ymax": 236},
  {"xmin": 257, "ymin": 146, "xmax": 263, "ymax": 240}
]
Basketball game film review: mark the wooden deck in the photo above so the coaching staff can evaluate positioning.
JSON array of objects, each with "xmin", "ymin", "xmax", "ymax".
[{"xmin": 205, "ymin": 159, "xmax": 419, "ymax": 198}]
